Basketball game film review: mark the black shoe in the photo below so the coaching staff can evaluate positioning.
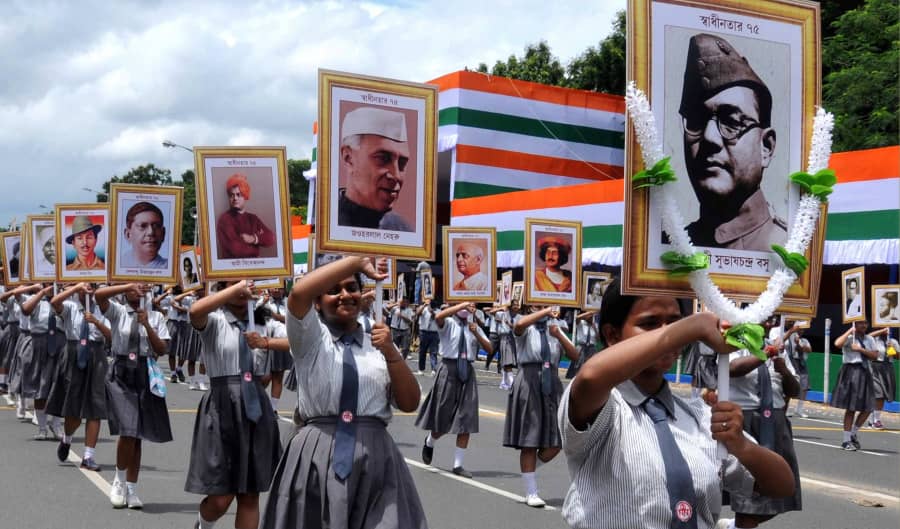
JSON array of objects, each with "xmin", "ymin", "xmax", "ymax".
[
  {"xmin": 177, "ymin": 370, "xmax": 186, "ymax": 383},
  {"xmin": 421, "ymin": 438, "xmax": 433, "ymax": 465},
  {"xmin": 452, "ymin": 466, "xmax": 473, "ymax": 479},
  {"xmin": 841, "ymin": 441, "xmax": 857, "ymax": 451},
  {"xmin": 850, "ymin": 435, "xmax": 861, "ymax": 450},
  {"xmin": 57, "ymin": 441, "xmax": 71, "ymax": 462},
  {"xmin": 170, "ymin": 372, "xmax": 178, "ymax": 384},
  {"xmin": 80, "ymin": 457, "xmax": 101, "ymax": 471}
]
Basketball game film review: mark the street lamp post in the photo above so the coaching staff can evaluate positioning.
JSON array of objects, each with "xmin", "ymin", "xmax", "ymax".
[{"xmin": 162, "ymin": 140, "xmax": 194, "ymax": 154}]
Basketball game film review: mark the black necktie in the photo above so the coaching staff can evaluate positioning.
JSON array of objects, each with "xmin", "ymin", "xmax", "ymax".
[
  {"xmin": 76, "ymin": 310, "xmax": 90, "ymax": 369},
  {"xmin": 363, "ymin": 316, "xmax": 371, "ymax": 334},
  {"xmin": 757, "ymin": 364, "xmax": 774, "ymax": 449},
  {"xmin": 643, "ymin": 398, "xmax": 699, "ymax": 529},
  {"xmin": 535, "ymin": 322, "xmax": 552, "ymax": 395},
  {"xmin": 128, "ymin": 312, "xmax": 140, "ymax": 355},
  {"xmin": 333, "ymin": 334, "xmax": 358, "ymax": 480},
  {"xmin": 457, "ymin": 323, "xmax": 469, "ymax": 383},
  {"xmin": 235, "ymin": 320, "xmax": 262, "ymax": 423},
  {"xmin": 47, "ymin": 305, "xmax": 58, "ymax": 351}
]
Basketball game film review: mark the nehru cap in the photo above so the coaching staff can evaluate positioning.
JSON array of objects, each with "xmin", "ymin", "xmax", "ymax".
[
  {"xmin": 679, "ymin": 34, "xmax": 772, "ymax": 125},
  {"xmin": 341, "ymin": 107, "xmax": 408, "ymax": 143}
]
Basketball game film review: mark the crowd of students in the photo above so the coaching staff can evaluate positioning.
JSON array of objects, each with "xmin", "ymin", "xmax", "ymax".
[{"xmin": 0, "ymin": 260, "xmax": 895, "ymax": 529}]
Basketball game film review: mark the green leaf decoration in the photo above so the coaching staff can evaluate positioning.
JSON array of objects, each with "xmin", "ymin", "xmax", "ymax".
[
  {"xmin": 771, "ymin": 244, "xmax": 809, "ymax": 276},
  {"xmin": 660, "ymin": 251, "xmax": 709, "ymax": 276},
  {"xmin": 789, "ymin": 168, "xmax": 836, "ymax": 201},
  {"xmin": 632, "ymin": 156, "xmax": 677, "ymax": 189},
  {"xmin": 723, "ymin": 323, "xmax": 767, "ymax": 361}
]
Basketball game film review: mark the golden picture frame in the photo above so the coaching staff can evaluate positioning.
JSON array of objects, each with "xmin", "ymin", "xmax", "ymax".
[
  {"xmin": 524, "ymin": 218, "xmax": 582, "ymax": 308},
  {"xmin": 26, "ymin": 214, "xmax": 56, "ymax": 283},
  {"xmin": 194, "ymin": 146, "xmax": 293, "ymax": 281},
  {"xmin": 316, "ymin": 69, "xmax": 438, "ymax": 261},
  {"xmin": 443, "ymin": 226, "xmax": 497, "ymax": 303},
  {"xmin": 108, "ymin": 183, "xmax": 183, "ymax": 284},
  {"xmin": 841, "ymin": 266, "xmax": 865, "ymax": 323},
  {"xmin": 54, "ymin": 203, "xmax": 110, "ymax": 284},
  {"xmin": 178, "ymin": 248, "xmax": 203, "ymax": 292},
  {"xmin": 421, "ymin": 269, "xmax": 434, "ymax": 301},
  {"xmin": 582, "ymin": 271, "xmax": 612, "ymax": 311},
  {"xmin": 0, "ymin": 232, "xmax": 22, "ymax": 287},
  {"xmin": 871, "ymin": 284, "xmax": 900, "ymax": 328},
  {"xmin": 623, "ymin": 0, "xmax": 824, "ymax": 316}
]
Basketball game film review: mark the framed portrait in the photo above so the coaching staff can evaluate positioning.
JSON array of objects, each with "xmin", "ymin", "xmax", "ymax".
[
  {"xmin": 583, "ymin": 271, "xmax": 612, "ymax": 310},
  {"xmin": 26, "ymin": 215, "xmax": 57, "ymax": 282},
  {"xmin": 623, "ymin": 0, "xmax": 824, "ymax": 315},
  {"xmin": 19, "ymin": 225, "xmax": 30, "ymax": 283},
  {"xmin": 55, "ymin": 204, "xmax": 109, "ymax": 283},
  {"xmin": 500, "ymin": 271, "xmax": 513, "ymax": 306},
  {"xmin": 443, "ymin": 227, "xmax": 496, "ymax": 303},
  {"xmin": 194, "ymin": 147, "xmax": 293, "ymax": 281},
  {"xmin": 307, "ymin": 233, "xmax": 397, "ymax": 289},
  {"xmin": 108, "ymin": 183, "xmax": 183, "ymax": 284},
  {"xmin": 178, "ymin": 248, "xmax": 202, "ymax": 292},
  {"xmin": 841, "ymin": 266, "xmax": 865, "ymax": 323},
  {"xmin": 524, "ymin": 218, "xmax": 582, "ymax": 308},
  {"xmin": 0, "ymin": 232, "xmax": 22, "ymax": 286},
  {"xmin": 421, "ymin": 270, "xmax": 434, "ymax": 301},
  {"xmin": 784, "ymin": 316, "xmax": 811, "ymax": 329},
  {"xmin": 511, "ymin": 281, "xmax": 524, "ymax": 307},
  {"xmin": 253, "ymin": 278, "xmax": 284, "ymax": 291},
  {"xmin": 495, "ymin": 281, "xmax": 502, "ymax": 305},
  {"xmin": 315, "ymin": 69, "xmax": 438, "ymax": 261},
  {"xmin": 397, "ymin": 272, "xmax": 407, "ymax": 301},
  {"xmin": 871, "ymin": 284, "xmax": 900, "ymax": 328}
]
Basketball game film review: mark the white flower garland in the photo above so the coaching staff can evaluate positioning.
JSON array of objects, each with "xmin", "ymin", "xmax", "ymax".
[{"xmin": 625, "ymin": 82, "xmax": 833, "ymax": 324}]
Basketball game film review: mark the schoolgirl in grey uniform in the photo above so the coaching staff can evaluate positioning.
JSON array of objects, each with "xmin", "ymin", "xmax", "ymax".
[
  {"xmin": 187, "ymin": 281, "xmax": 282, "ymax": 529},
  {"xmin": 506, "ymin": 305, "xmax": 578, "ymax": 507},
  {"xmin": 155, "ymin": 286, "xmax": 183, "ymax": 380},
  {"xmin": 47, "ymin": 283, "xmax": 111, "ymax": 471},
  {"xmin": 493, "ymin": 303, "xmax": 518, "ymax": 389},
  {"xmin": 0, "ymin": 287, "xmax": 19, "ymax": 400},
  {"xmin": 832, "ymin": 321, "xmax": 878, "ymax": 451},
  {"xmin": 726, "ymin": 316, "xmax": 802, "ymax": 528},
  {"xmin": 560, "ymin": 279, "xmax": 795, "ymax": 529},
  {"xmin": 2, "ymin": 284, "xmax": 32, "ymax": 418},
  {"xmin": 566, "ymin": 309, "xmax": 598, "ymax": 379},
  {"xmin": 416, "ymin": 301, "xmax": 493, "ymax": 478},
  {"xmin": 20, "ymin": 283, "xmax": 66, "ymax": 440},
  {"xmin": 176, "ymin": 289, "xmax": 208, "ymax": 390},
  {"xmin": 867, "ymin": 328, "xmax": 897, "ymax": 430},
  {"xmin": 261, "ymin": 286, "xmax": 292, "ymax": 410},
  {"xmin": 415, "ymin": 300, "xmax": 440, "ymax": 375},
  {"xmin": 260, "ymin": 256, "xmax": 426, "ymax": 529},
  {"xmin": 95, "ymin": 283, "xmax": 172, "ymax": 509}
]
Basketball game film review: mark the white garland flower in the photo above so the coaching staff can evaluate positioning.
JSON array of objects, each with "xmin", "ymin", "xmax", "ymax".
[{"xmin": 626, "ymin": 85, "xmax": 833, "ymax": 324}]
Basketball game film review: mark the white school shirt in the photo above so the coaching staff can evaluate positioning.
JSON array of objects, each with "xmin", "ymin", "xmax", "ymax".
[
  {"xmin": 494, "ymin": 310, "xmax": 512, "ymax": 335},
  {"xmin": 5, "ymin": 298, "xmax": 19, "ymax": 324},
  {"xmin": 842, "ymin": 333, "xmax": 876, "ymax": 364},
  {"xmin": 27, "ymin": 297, "xmax": 56, "ymax": 334},
  {"xmin": 575, "ymin": 320, "xmax": 597, "ymax": 346},
  {"xmin": 515, "ymin": 323, "xmax": 562, "ymax": 365},
  {"xmin": 288, "ymin": 307, "xmax": 394, "ymax": 423},
  {"xmin": 196, "ymin": 309, "xmax": 252, "ymax": 378},
  {"xmin": 728, "ymin": 347, "xmax": 798, "ymax": 410},
  {"xmin": 390, "ymin": 307, "xmax": 413, "ymax": 331},
  {"xmin": 418, "ymin": 307, "xmax": 438, "ymax": 332},
  {"xmin": 266, "ymin": 299, "xmax": 288, "ymax": 318},
  {"xmin": 437, "ymin": 316, "xmax": 487, "ymax": 360},
  {"xmin": 559, "ymin": 380, "xmax": 754, "ymax": 529},
  {"xmin": 60, "ymin": 299, "xmax": 109, "ymax": 343},
  {"xmin": 104, "ymin": 300, "xmax": 170, "ymax": 356}
]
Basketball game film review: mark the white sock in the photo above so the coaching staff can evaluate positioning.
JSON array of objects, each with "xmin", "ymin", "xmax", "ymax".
[
  {"xmin": 872, "ymin": 410, "xmax": 881, "ymax": 422},
  {"xmin": 453, "ymin": 446, "xmax": 466, "ymax": 468},
  {"xmin": 114, "ymin": 468, "xmax": 126, "ymax": 484},
  {"xmin": 270, "ymin": 396, "xmax": 279, "ymax": 411},
  {"xmin": 691, "ymin": 387, "xmax": 701, "ymax": 399},
  {"xmin": 51, "ymin": 416, "xmax": 62, "ymax": 428},
  {"xmin": 721, "ymin": 519, "xmax": 735, "ymax": 529},
  {"xmin": 199, "ymin": 512, "xmax": 216, "ymax": 529},
  {"xmin": 521, "ymin": 471, "xmax": 538, "ymax": 496},
  {"xmin": 84, "ymin": 447, "xmax": 95, "ymax": 460},
  {"xmin": 126, "ymin": 481, "xmax": 137, "ymax": 495},
  {"xmin": 63, "ymin": 434, "xmax": 73, "ymax": 444},
  {"xmin": 851, "ymin": 424, "xmax": 859, "ymax": 436},
  {"xmin": 842, "ymin": 431, "xmax": 851, "ymax": 443},
  {"xmin": 36, "ymin": 409, "xmax": 47, "ymax": 428},
  {"xmin": 0, "ymin": 374, "xmax": 6, "ymax": 384},
  {"xmin": 425, "ymin": 433, "xmax": 434, "ymax": 448},
  {"xmin": 795, "ymin": 401, "xmax": 804, "ymax": 414},
  {"xmin": 16, "ymin": 396, "xmax": 25, "ymax": 413}
]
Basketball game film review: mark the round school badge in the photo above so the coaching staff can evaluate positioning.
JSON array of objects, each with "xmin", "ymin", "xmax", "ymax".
[
  {"xmin": 128, "ymin": 352, "xmax": 137, "ymax": 361},
  {"xmin": 244, "ymin": 372, "xmax": 253, "ymax": 382},
  {"xmin": 80, "ymin": 339, "xmax": 88, "ymax": 346},
  {"xmin": 543, "ymin": 361, "xmax": 551, "ymax": 369},
  {"xmin": 675, "ymin": 500, "xmax": 693, "ymax": 522},
  {"xmin": 763, "ymin": 409, "xmax": 772, "ymax": 418},
  {"xmin": 341, "ymin": 410, "xmax": 354, "ymax": 423}
]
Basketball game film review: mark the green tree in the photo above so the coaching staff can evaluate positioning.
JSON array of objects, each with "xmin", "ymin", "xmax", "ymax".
[
  {"xmin": 287, "ymin": 158, "xmax": 312, "ymax": 222},
  {"xmin": 96, "ymin": 163, "xmax": 175, "ymax": 203},
  {"xmin": 477, "ymin": 41, "xmax": 566, "ymax": 86},
  {"xmin": 822, "ymin": 0, "xmax": 898, "ymax": 151},
  {"xmin": 566, "ymin": 10, "xmax": 627, "ymax": 95},
  {"xmin": 180, "ymin": 169, "xmax": 197, "ymax": 247}
]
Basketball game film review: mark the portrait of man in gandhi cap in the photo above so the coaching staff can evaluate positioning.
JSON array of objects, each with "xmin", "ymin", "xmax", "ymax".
[
  {"xmin": 338, "ymin": 106, "xmax": 414, "ymax": 232},
  {"xmin": 679, "ymin": 33, "xmax": 786, "ymax": 251}
]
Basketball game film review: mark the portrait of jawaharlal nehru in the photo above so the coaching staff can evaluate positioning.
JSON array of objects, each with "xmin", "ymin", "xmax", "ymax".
[
  {"xmin": 680, "ymin": 33, "xmax": 787, "ymax": 251},
  {"xmin": 337, "ymin": 106, "xmax": 413, "ymax": 232}
]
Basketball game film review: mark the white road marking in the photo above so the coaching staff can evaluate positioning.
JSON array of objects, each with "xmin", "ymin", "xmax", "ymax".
[
  {"xmin": 405, "ymin": 458, "xmax": 558, "ymax": 511},
  {"xmin": 799, "ymin": 417, "xmax": 900, "ymax": 435},
  {"xmin": 800, "ymin": 475, "xmax": 899, "ymax": 505},
  {"xmin": 793, "ymin": 438, "xmax": 890, "ymax": 457},
  {"xmin": 65, "ymin": 450, "xmax": 112, "ymax": 495}
]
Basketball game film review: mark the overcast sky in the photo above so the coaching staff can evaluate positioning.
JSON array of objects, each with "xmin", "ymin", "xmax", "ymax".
[{"xmin": 0, "ymin": 0, "xmax": 621, "ymax": 225}]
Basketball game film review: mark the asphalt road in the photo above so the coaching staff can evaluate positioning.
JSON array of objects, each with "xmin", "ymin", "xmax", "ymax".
[{"xmin": 0, "ymin": 360, "xmax": 897, "ymax": 529}]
